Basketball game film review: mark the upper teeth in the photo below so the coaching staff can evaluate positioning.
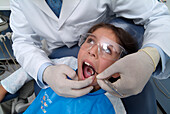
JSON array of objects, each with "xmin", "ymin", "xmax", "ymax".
[{"xmin": 84, "ymin": 62, "xmax": 91, "ymax": 66}]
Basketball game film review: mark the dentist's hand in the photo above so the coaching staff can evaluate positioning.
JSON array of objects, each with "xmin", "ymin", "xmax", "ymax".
[
  {"xmin": 97, "ymin": 47, "xmax": 160, "ymax": 98},
  {"xmin": 43, "ymin": 64, "xmax": 94, "ymax": 98}
]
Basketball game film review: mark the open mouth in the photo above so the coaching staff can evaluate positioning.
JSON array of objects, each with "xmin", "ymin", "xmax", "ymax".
[{"xmin": 82, "ymin": 61, "xmax": 97, "ymax": 78}]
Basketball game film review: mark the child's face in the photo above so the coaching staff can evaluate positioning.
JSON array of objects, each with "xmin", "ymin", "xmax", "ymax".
[{"xmin": 77, "ymin": 27, "xmax": 120, "ymax": 91}]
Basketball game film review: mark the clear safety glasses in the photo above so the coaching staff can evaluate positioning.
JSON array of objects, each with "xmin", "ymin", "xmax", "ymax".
[{"xmin": 78, "ymin": 33, "xmax": 127, "ymax": 61}]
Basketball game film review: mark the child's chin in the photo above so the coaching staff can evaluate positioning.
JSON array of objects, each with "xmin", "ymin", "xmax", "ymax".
[
  {"xmin": 90, "ymin": 81, "xmax": 98, "ymax": 86},
  {"xmin": 90, "ymin": 84, "xmax": 100, "ymax": 92}
]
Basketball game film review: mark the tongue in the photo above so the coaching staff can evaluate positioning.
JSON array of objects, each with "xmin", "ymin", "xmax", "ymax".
[{"xmin": 83, "ymin": 65, "xmax": 94, "ymax": 78}]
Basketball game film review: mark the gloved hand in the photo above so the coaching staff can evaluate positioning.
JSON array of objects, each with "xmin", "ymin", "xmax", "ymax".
[
  {"xmin": 97, "ymin": 47, "xmax": 160, "ymax": 98},
  {"xmin": 43, "ymin": 64, "xmax": 94, "ymax": 98}
]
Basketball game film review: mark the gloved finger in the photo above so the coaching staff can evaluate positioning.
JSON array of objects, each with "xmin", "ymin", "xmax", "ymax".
[
  {"xmin": 72, "ymin": 75, "xmax": 79, "ymax": 81},
  {"xmin": 97, "ymin": 79, "xmax": 123, "ymax": 98},
  {"xmin": 96, "ymin": 61, "xmax": 122, "ymax": 80},
  {"xmin": 67, "ymin": 76, "xmax": 94, "ymax": 89},
  {"xmin": 111, "ymin": 77, "xmax": 139, "ymax": 97},
  {"xmin": 67, "ymin": 86, "xmax": 94, "ymax": 98},
  {"xmin": 61, "ymin": 65, "xmax": 78, "ymax": 80},
  {"xmin": 66, "ymin": 75, "xmax": 78, "ymax": 81}
]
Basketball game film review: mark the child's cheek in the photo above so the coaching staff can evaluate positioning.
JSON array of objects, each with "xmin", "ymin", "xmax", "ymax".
[{"xmin": 98, "ymin": 59, "xmax": 114, "ymax": 73}]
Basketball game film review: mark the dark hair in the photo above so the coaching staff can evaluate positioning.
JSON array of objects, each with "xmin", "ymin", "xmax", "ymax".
[{"xmin": 87, "ymin": 23, "xmax": 138, "ymax": 55}]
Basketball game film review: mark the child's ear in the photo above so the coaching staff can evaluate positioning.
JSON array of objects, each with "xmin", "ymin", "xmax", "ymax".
[{"xmin": 108, "ymin": 73, "xmax": 120, "ymax": 83}]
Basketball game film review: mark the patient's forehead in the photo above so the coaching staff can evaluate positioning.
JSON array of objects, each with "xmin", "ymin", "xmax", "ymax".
[{"xmin": 90, "ymin": 27, "xmax": 119, "ymax": 43}]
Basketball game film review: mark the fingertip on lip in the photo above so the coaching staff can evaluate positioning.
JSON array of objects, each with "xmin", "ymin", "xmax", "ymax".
[
  {"xmin": 89, "ymin": 75, "xmax": 95, "ymax": 80},
  {"xmin": 96, "ymin": 74, "xmax": 100, "ymax": 79},
  {"xmin": 87, "ymin": 76, "xmax": 94, "ymax": 83}
]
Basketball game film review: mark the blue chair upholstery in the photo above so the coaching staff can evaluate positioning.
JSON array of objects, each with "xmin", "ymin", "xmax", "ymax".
[{"xmin": 122, "ymin": 80, "xmax": 157, "ymax": 114}]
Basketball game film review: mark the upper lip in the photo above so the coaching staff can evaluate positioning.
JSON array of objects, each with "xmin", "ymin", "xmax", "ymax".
[{"xmin": 83, "ymin": 60, "xmax": 95, "ymax": 71}]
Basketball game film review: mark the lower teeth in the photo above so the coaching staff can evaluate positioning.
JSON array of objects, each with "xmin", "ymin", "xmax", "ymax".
[{"xmin": 87, "ymin": 67, "xmax": 94, "ymax": 76}]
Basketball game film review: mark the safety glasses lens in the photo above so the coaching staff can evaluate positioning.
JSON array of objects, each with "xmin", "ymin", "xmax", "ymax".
[{"xmin": 79, "ymin": 33, "xmax": 126, "ymax": 61}]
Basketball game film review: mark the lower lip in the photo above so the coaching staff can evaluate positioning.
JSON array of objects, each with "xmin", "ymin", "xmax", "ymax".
[{"xmin": 81, "ymin": 70, "xmax": 85, "ymax": 80}]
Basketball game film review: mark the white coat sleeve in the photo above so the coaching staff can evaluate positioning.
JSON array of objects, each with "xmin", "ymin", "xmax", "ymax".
[
  {"xmin": 10, "ymin": 0, "xmax": 52, "ymax": 81},
  {"xmin": 1, "ymin": 57, "xmax": 77, "ymax": 93},
  {"xmin": 110, "ymin": 0, "xmax": 170, "ymax": 78},
  {"xmin": 1, "ymin": 68, "xmax": 33, "ymax": 94}
]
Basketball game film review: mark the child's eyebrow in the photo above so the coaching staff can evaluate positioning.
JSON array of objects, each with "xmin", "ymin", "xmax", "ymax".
[
  {"xmin": 89, "ymin": 34, "xmax": 97, "ymax": 39},
  {"xmin": 108, "ymin": 45, "xmax": 114, "ymax": 48}
]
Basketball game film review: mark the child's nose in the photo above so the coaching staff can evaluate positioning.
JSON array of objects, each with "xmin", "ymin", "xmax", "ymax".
[{"xmin": 88, "ymin": 45, "xmax": 98, "ymax": 58}]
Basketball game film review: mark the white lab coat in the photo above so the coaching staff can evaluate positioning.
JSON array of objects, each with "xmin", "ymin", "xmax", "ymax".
[{"xmin": 10, "ymin": 0, "xmax": 170, "ymax": 83}]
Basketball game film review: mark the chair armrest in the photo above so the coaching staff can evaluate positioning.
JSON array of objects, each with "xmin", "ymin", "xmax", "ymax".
[{"xmin": 1, "ymin": 92, "xmax": 19, "ymax": 103}]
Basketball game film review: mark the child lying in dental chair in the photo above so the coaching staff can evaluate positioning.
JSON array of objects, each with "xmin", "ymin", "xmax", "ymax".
[
  {"xmin": 0, "ymin": 23, "xmax": 138, "ymax": 113},
  {"xmin": 24, "ymin": 23, "xmax": 137, "ymax": 114}
]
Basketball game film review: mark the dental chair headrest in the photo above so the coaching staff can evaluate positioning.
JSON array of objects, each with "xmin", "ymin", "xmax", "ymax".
[{"xmin": 109, "ymin": 17, "xmax": 144, "ymax": 49}]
